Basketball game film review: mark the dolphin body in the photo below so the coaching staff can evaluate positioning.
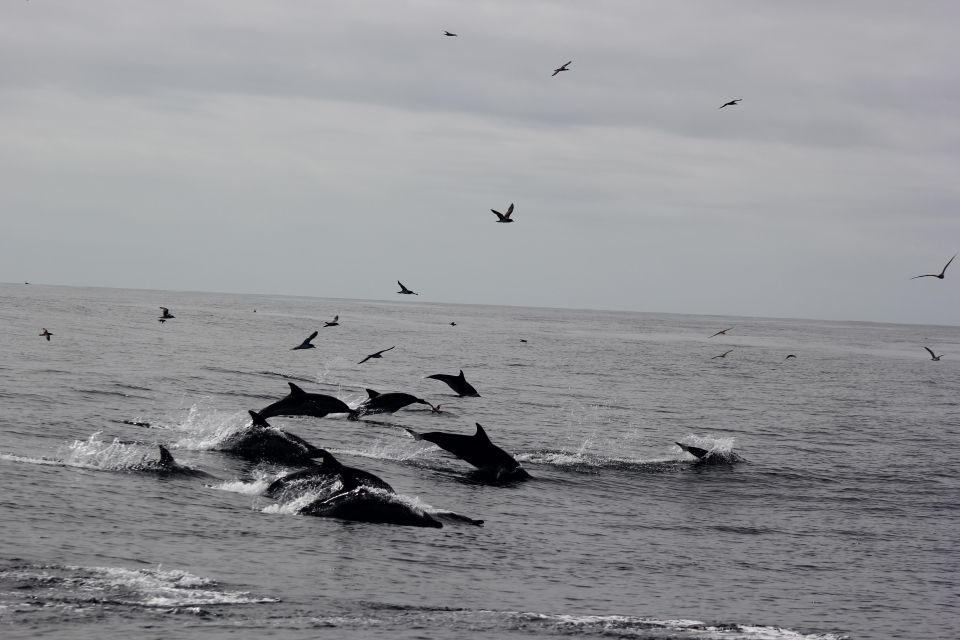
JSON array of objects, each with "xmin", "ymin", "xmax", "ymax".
[
  {"xmin": 426, "ymin": 370, "xmax": 480, "ymax": 397},
  {"xmin": 356, "ymin": 389, "xmax": 430, "ymax": 417},
  {"xmin": 406, "ymin": 423, "xmax": 530, "ymax": 481},
  {"xmin": 219, "ymin": 411, "xmax": 325, "ymax": 464},
  {"xmin": 259, "ymin": 382, "xmax": 356, "ymax": 419},
  {"xmin": 154, "ymin": 445, "xmax": 212, "ymax": 478},
  {"xmin": 265, "ymin": 449, "xmax": 394, "ymax": 500}
]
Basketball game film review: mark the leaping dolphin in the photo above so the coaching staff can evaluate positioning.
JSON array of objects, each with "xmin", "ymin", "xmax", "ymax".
[
  {"xmin": 356, "ymin": 389, "xmax": 432, "ymax": 417},
  {"xmin": 675, "ymin": 441, "xmax": 710, "ymax": 460},
  {"xmin": 258, "ymin": 382, "xmax": 356, "ymax": 420},
  {"xmin": 218, "ymin": 411, "xmax": 327, "ymax": 463},
  {"xmin": 426, "ymin": 370, "xmax": 480, "ymax": 397},
  {"xmin": 405, "ymin": 423, "xmax": 530, "ymax": 481},
  {"xmin": 265, "ymin": 448, "xmax": 393, "ymax": 500}
]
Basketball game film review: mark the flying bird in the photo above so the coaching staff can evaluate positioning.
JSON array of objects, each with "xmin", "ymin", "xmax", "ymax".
[
  {"xmin": 712, "ymin": 350, "xmax": 734, "ymax": 359},
  {"xmin": 551, "ymin": 61, "xmax": 572, "ymax": 76},
  {"xmin": 492, "ymin": 203, "xmax": 515, "ymax": 223},
  {"xmin": 39, "ymin": 328, "xmax": 53, "ymax": 341},
  {"xmin": 924, "ymin": 347, "xmax": 944, "ymax": 361},
  {"xmin": 450, "ymin": 322, "xmax": 457, "ymax": 326},
  {"xmin": 709, "ymin": 327, "xmax": 733, "ymax": 338},
  {"xmin": 291, "ymin": 331, "xmax": 319, "ymax": 350},
  {"xmin": 911, "ymin": 253, "xmax": 956, "ymax": 280},
  {"xmin": 397, "ymin": 281, "xmax": 418, "ymax": 295},
  {"xmin": 443, "ymin": 30, "xmax": 457, "ymax": 36},
  {"xmin": 358, "ymin": 346, "xmax": 395, "ymax": 364},
  {"xmin": 784, "ymin": 354, "xmax": 797, "ymax": 360},
  {"xmin": 719, "ymin": 99, "xmax": 742, "ymax": 109},
  {"xmin": 158, "ymin": 307, "xmax": 175, "ymax": 323},
  {"xmin": 324, "ymin": 315, "xmax": 339, "ymax": 327}
]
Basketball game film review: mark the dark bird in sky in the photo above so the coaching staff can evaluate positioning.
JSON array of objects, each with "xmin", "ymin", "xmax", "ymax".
[
  {"xmin": 492, "ymin": 203, "xmax": 515, "ymax": 223},
  {"xmin": 291, "ymin": 331, "xmax": 318, "ymax": 350},
  {"xmin": 450, "ymin": 322, "xmax": 457, "ymax": 326},
  {"xmin": 158, "ymin": 307, "xmax": 175, "ymax": 323},
  {"xmin": 709, "ymin": 327, "xmax": 733, "ymax": 338},
  {"xmin": 924, "ymin": 346, "xmax": 944, "ymax": 361},
  {"xmin": 324, "ymin": 315, "xmax": 339, "ymax": 327},
  {"xmin": 358, "ymin": 346, "xmax": 395, "ymax": 364},
  {"xmin": 551, "ymin": 61, "xmax": 572, "ymax": 76},
  {"xmin": 712, "ymin": 350, "xmax": 734, "ymax": 359},
  {"xmin": 397, "ymin": 281, "xmax": 418, "ymax": 295},
  {"xmin": 785, "ymin": 354, "xmax": 797, "ymax": 360},
  {"xmin": 39, "ymin": 328, "xmax": 53, "ymax": 341},
  {"xmin": 719, "ymin": 99, "xmax": 742, "ymax": 109},
  {"xmin": 911, "ymin": 253, "xmax": 956, "ymax": 280},
  {"xmin": 443, "ymin": 30, "xmax": 457, "ymax": 36}
]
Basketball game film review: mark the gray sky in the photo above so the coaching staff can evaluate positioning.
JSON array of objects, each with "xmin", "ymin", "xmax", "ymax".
[{"xmin": 3, "ymin": 0, "xmax": 959, "ymax": 325}]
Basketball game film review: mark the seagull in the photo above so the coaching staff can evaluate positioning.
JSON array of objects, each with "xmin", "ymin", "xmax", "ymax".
[
  {"xmin": 397, "ymin": 281, "xmax": 418, "ymax": 295},
  {"xmin": 358, "ymin": 346, "xmax": 395, "ymax": 364},
  {"xmin": 911, "ymin": 253, "xmax": 957, "ymax": 280},
  {"xmin": 924, "ymin": 347, "xmax": 944, "ymax": 361},
  {"xmin": 443, "ymin": 30, "xmax": 457, "ymax": 37},
  {"xmin": 291, "ymin": 331, "xmax": 318, "ymax": 350},
  {"xmin": 709, "ymin": 327, "xmax": 733, "ymax": 338},
  {"xmin": 158, "ymin": 307, "xmax": 175, "ymax": 323},
  {"xmin": 324, "ymin": 315, "xmax": 339, "ymax": 327},
  {"xmin": 719, "ymin": 99, "xmax": 742, "ymax": 109},
  {"xmin": 712, "ymin": 350, "xmax": 734, "ymax": 359},
  {"xmin": 785, "ymin": 354, "xmax": 797, "ymax": 360},
  {"xmin": 450, "ymin": 322, "xmax": 457, "ymax": 326},
  {"xmin": 551, "ymin": 61, "xmax": 572, "ymax": 76},
  {"xmin": 39, "ymin": 328, "xmax": 53, "ymax": 341},
  {"xmin": 492, "ymin": 203, "xmax": 515, "ymax": 223}
]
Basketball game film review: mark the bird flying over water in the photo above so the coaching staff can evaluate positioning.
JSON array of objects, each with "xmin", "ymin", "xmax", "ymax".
[
  {"xmin": 292, "ymin": 331, "xmax": 318, "ymax": 350},
  {"xmin": 709, "ymin": 327, "xmax": 733, "ymax": 338},
  {"xmin": 719, "ymin": 99, "xmax": 742, "ymax": 109},
  {"xmin": 911, "ymin": 253, "xmax": 956, "ymax": 280},
  {"xmin": 712, "ymin": 350, "xmax": 734, "ymax": 359},
  {"xmin": 924, "ymin": 347, "xmax": 944, "ymax": 361},
  {"xmin": 397, "ymin": 281, "xmax": 418, "ymax": 295},
  {"xmin": 443, "ymin": 30, "xmax": 457, "ymax": 36},
  {"xmin": 324, "ymin": 315, "xmax": 339, "ymax": 327},
  {"xmin": 492, "ymin": 203, "xmax": 515, "ymax": 223},
  {"xmin": 158, "ymin": 307, "xmax": 175, "ymax": 323},
  {"xmin": 39, "ymin": 328, "xmax": 53, "ymax": 341},
  {"xmin": 785, "ymin": 354, "xmax": 797, "ymax": 360},
  {"xmin": 358, "ymin": 346, "xmax": 395, "ymax": 364},
  {"xmin": 551, "ymin": 61, "xmax": 572, "ymax": 76}
]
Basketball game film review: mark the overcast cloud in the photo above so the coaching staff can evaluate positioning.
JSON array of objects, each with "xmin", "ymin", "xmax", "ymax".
[{"xmin": 2, "ymin": 0, "xmax": 959, "ymax": 325}]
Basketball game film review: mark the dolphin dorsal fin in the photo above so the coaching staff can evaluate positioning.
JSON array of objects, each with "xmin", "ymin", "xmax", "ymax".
[
  {"xmin": 248, "ymin": 410, "xmax": 271, "ymax": 428},
  {"xmin": 365, "ymin": 388, "xmax": 381, "ymax": 399},
  {"xmin": 158, "ymin": 445, "xmax": 175, "ymax": 466},
  {"xmin": 288, "ymin": 382, "xmax": 306, "ymax": 396},
  {"xmin": 458, "ymin": 370, "xmax": 465, "ymax": 378},
  {"xmin": 474, "ymin": 423, "xmax": 492, "ymax": 443},
  {"xmin": 316, "ymin": 449, "xmax": 343, "ymax": 470}
]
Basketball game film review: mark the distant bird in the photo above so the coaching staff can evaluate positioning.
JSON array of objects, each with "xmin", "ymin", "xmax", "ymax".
[
  {"xmin": 785, "ymin": 354, "xmax": 797, "ymax": 360},
  {"xmin": 924, "ymin": 347, "xmax": 944, "ymax": 361},
  {"xmin": 358, "ymin": 346, "xmax": 395, "ymax": 364},
  {"xmin": 911, "ymin": 253, "xmax": 956, "ymax": 280},
  {"xmin": 520, "ymin": 339, "xmax": 527, "ymax": 343},
  {"xmin": 551, "ymin": 61, "xmax": 572, "ymax": 76},
  {"xmin": 397, "ymin": 281, "xmax": 418, "ymax": 295},
  {"xmin": 719, "ymin": 99, "xmax": 742, "ymax": 109},
  {"xmin": 450, "ymin": 322, "xmax": 457, "ymax": 326},
  {"xmin": 291, "ymin": 331, "xmax": 318, "ymax": 350},
  {"xmin": 431, "ymin": 404, "xmax": 444, "ymax": 414},
  {"xmin": 324, "ymin": 315, "xmax": 339, "ymax": 327},
  {"xmin": 443, "ymin": 30, "xmax": 457, "ymax": 36},
  {"xmin": 39, "ymin": 328, "xmax": 53, "ymax": 341},
  {"xmin": 708, "ymin": 327, "xmax": 733, "ymax": 338},
  {"xmin": 712, "ymin": 350, "xmax": 733, "ymax": 359},
  {"xmin": 492, "ymin": 203, "xmax": 515, "ymax": 223},
  {"xmin": 158, "ymin": 307, "xmax": 175, "ymax": 323}
]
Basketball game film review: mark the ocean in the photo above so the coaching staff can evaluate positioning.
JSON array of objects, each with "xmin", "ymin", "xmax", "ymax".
[{"xmin": 1, "ymin": 283, "xmax": 957, "ymax": 639}]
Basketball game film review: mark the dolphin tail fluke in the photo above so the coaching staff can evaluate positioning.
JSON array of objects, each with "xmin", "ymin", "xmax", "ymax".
[
  {"xmin": 249, "ymin": 410, "xmax": 271, "ymax": 428},
  {"xmin": 158, "ymin": 445, "xmax": 175, "ymax": 467}
]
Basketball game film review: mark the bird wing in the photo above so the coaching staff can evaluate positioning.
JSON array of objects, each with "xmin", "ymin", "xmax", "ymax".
[
  {"xmin": 333, "ymin": 315, "xmax": 338, "ymax": 322},
  {"xmin": 491, "ymin": 209, "xmax": 505, "ymax": 220},
  {"xmin": 911, "ymin": 274, "xmax": 936, "ymax": 279},
  {"xmin": 924, "ymin": 346, "xmax": 936, "ymax": 358},
  {"xmin": 551, "ymin": 69, "xmax": 560, "ymax": 76},
  {"xmin": 562, "ymin": 61, "xmax": 571, "ymax": 68},
  {"xmin": 159, "ymin": 307, "xmax": 169, "ymax": 314},
  {"xmin": 379, "ymin": 346, "xmax": 396, "ymax": 355},
  {"xmin": 397, "ymin": 280, "xmax": 407, "ymax": 290},
  {"xmin": 358, "ymin": 355, "xmax": 372, "ymax": 364},
  {"xmin": 306, "ymin": 331, "xmax": 318, "ymax": 342},
  {"xmin": 505, "ymin": 203, "xmax": 514, "ymax": 219},
  {"xmin": 940, "ymin": 253, "xmax": 957, "ymax": 276}
]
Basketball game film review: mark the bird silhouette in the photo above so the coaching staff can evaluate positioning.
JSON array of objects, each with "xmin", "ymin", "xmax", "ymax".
[
  {"xmin": 924, "ymin": 347, "xmax": 944, "ymax": 361},
  {"xmin": 39, "ymin": 328, "xmax": 53, "ymax": 341},
  {"xmin": 551, "ymin": 61, "xmax": 572, "ymax": 76},
  {"xmin": 397, "ymin": 281, "xmax": 418, "ymax": 295},
  {"xmin": 712, "ymin": 350, "xmax": 734, "ymax": 359},
  {"xmin": 443, "ymin": 30, "xmax": 457, "ymax": 36},
  {"xmin": 158, "ymin": 307, "xmax": 175, "ymax": 323},
  {"xmin": 291, "ymin": 331, "xmax": 318, "ymax": 350},
  {"xmin": 358, "ymin": 346, "xmax": 395, "ymax": 364},
  {"xmin": 719, "ymin": 99, "xmax": 742, "ymax": 109},
  {"xmin": 784, "ymin": 354, "xmax": 797, "ymax": 360},
  {"xmin": 708, "ymin": 327, "xmax": 733, "ymax": 338},
  {"xmin": 324, "ymin": 315, "xmax": 339, "ymax": 327},
  {"xmin": 492, "ymin": 203, "xmax": 515, "ymax": 223},
  {"xmin": 450, "ymin": 322, "xmax": 457, "ymax": 326},
  {"xmin": 911, "ymin": 253, "xmax": 956, "ymax": 280}
]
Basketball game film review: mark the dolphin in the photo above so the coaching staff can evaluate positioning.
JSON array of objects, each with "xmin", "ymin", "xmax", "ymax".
[
  {"xmin": 426, "ymin": 370, "xmax": 480, "ymax": 397},
  {"xmin": 357, "ymin": 389, "xmax": 432, "ymax": 417},
  {"xmin": 675, "ymin": 441, "xmax": 710, "ymax": 460},
  {"xmin": 154, "ymin": 445, "xmax": 212, "ymax": 478},
  {"xmin": 259, "ymin": 382, "xmax": 356, "ymax": 419},
  {"xmin": 406, "ymin": 423, "xmax": 530, "ymax": 481},
  {"xmin": 265, "ymin": 448, "xmax": 394, "ymax": 499},
  {"xmin": 219, "ymin": 410, "xmax": 326, "ymax": 463},
  {"xmin": 298, "ymin": 486, "xmax": 443, "ymax": 528}
]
